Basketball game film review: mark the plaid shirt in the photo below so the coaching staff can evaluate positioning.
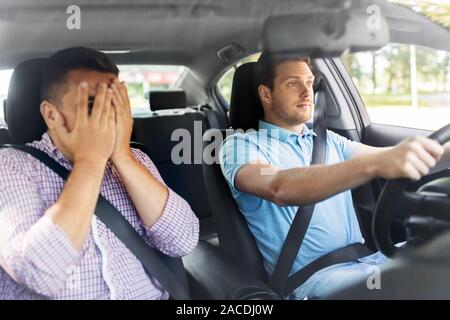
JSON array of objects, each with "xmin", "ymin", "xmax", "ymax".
[{"xmin": 0, "ymin": 133, "xmax": 199, "ymax": 300}]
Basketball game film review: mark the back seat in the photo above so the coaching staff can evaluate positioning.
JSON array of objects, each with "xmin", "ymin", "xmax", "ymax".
[{"xmin": 132, "ymin": 90, "xmax": 227, "ymax": 241}]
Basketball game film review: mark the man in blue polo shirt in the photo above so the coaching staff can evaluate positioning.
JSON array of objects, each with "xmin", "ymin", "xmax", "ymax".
[{"xmin": 219, "ymin": 53, "xmax": 448, "ymax": 299}]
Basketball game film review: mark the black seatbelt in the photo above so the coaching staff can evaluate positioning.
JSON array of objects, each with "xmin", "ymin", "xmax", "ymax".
[
  {"xmin": 0, "ymin": 144, "xmax": 190, "ymax": 300},
  {"xmin": 284, "ymin": 243, "xmax": 371, "ymax": 295},
  {"xmin": 268, "ymin": 78, "xmax": 372, "ymax": 297}
]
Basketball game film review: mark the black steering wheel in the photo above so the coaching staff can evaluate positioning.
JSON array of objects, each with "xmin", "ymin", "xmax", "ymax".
[{"xmin": 372, "ymin": 123, "xmax": 450, "ymax": 257}]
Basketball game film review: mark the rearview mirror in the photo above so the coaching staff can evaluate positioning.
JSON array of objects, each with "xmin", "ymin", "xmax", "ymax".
[{"xmin": 263, "ymin": 10, "xmax": 390, "ymax": 57}]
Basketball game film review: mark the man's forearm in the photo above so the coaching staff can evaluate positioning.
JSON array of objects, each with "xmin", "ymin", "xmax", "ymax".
[
  {"xmin": 45, "ymin": 160, "xmax": 106, "ymax": 251},
  {"xmin": 112, "ymin": 154, "xmax": 169, "ymax": 227},
  {"xmin": 271, "ymin": 153, "xmax": 380, "ymax": 206}
]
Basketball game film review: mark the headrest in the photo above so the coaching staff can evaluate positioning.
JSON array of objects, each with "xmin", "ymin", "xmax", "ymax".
[
  {"xmin": 5, "ymin": 58, "xmax": 48, "ymax": 144},
  {"xmin": 149, "ymin": 90, "xmax": 187, "ymax": 111},
  {"xmin": 229, "ymin": 62, "xmax": 262, "ymax": 131}
]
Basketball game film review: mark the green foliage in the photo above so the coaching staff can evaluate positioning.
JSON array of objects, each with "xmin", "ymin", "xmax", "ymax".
[{"xmin": 343, "ymin": 44, "xmax": 450, "ymax": 96}]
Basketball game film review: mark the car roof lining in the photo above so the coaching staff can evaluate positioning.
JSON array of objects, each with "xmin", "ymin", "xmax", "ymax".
[{"xmin": 0, "ymin": 0, "xmax": 448, "ymax": 87}]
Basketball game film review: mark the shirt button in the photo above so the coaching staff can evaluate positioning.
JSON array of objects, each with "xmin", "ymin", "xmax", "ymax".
[{"xmin": 66, "ymin": 266, "xmax": 76, "ymax": 275}]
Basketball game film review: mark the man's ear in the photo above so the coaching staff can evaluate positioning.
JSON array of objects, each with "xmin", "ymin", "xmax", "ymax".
[
  {"xmin": 40, "ymin": 101, "xmax": 63, "ymax": 130},
  {"xmin": 257, "ymin": 84, "xmax": 271, "ymax": 106}
]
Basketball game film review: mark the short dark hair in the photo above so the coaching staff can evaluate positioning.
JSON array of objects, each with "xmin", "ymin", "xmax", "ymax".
[
  {"xmin": 254, "ymin": 53, "xmax": 311, "ymax": 91},
  {"xmin": 41, "ymin": 47, "xmax": 119, "ymax": 106}
]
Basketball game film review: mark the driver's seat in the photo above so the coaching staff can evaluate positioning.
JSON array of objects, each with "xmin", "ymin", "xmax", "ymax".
[
  {"xmin": 203, "ymin": 60, "xmax": 281, "ymax": 281},
  {"xmin": 203, "ymin": 62, "xmax": 268, "ymax": 280}
]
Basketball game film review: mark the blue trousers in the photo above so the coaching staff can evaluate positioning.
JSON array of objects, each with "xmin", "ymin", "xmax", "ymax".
[{"xmin": 290, "ymin": 249, "xmax": 390, "ymax": 300}]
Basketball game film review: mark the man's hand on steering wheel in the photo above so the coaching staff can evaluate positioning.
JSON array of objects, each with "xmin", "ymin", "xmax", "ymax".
[
  {"xmin": 374, "ymin": 136, "xmax": 445, "ymax": 181},
  {"xmin": 444, "ymin": 141, "xmax": 450, "ymax": 153},
  {"xmin": 373, "ymin": 123, "xmax": 450, "ymax": 257}
]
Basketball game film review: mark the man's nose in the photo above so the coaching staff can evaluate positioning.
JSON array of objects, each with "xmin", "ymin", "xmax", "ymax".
[{"xmin": 298, "ymin": 86, "xmax": 311, "ymax": 99}]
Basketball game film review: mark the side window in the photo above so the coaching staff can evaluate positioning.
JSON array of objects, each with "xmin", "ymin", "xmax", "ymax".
[
  {"xmin": 216, "ymin": 53, "xmax": 261, "ymax": 107},
  {"xmin": 342, "ymin": 44, "xmax": 450, "ymax": 131},
  {"xmin": 0, "ymin": 69, "xmax": 13, "ymax": 126}
]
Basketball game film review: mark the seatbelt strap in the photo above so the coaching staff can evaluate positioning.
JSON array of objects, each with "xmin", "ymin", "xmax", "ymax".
[
  {"xmin": 284, "ymin": 242, "xmax": 372, "ymax": 295},
  {"xmin": 0, "ymin": 144, "xmax": 190, "ymax": 300},
  {"xmin": 268, "ymin": 78, "xmax": 371, "ymax": 297},
  {"xmin": 268, "ymin": 78, "xmax": 327, "ymax": 294}
]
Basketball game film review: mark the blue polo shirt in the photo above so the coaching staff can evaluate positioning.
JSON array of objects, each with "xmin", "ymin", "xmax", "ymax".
[{"xmin": 219, "ymin": 120, "xmax": 365, "ymax": 278}]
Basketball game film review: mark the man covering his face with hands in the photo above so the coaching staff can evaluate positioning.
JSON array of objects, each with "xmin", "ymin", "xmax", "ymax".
[{"xmin": 0, "ymin": 47, "xmax": 199, "ymax": 300}]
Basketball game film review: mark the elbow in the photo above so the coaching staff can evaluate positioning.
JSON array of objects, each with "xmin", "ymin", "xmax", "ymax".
[
  {"xmin": 267, "ymin": 175, "xmax": 313, "ymax": 206},
  {"xmin": 176, "ymin": 215, "xmax": 200, "ymax": 257},
  {"xmin": 174, "ymin": 205, "xmax": 200, "ymax": 257},
  {"xmin": 268, "ymin": 177, "xmax": 290, "ymax": 206},
  {"xmin": 157, "ymin": 211, "xmax": 200, "ymax": 258}
]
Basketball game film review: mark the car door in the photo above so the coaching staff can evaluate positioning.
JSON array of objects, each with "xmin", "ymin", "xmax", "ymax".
[{"xmin": 326, "ymin": 4, "xmax": 450, "ymax": 249}]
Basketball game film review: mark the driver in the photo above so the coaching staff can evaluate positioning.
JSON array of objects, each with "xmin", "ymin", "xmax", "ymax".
[{"xmin": 219, "ymin": 53, "xmax": 450, "ymax": 299}]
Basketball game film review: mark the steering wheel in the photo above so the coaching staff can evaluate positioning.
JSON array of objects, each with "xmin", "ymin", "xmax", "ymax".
[{"xmin": 372, "ymin": 123, "xmax": 450, "ymax": 257}]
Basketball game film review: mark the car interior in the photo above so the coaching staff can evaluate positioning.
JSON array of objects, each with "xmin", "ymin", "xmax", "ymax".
[{"xmin": 1, "ymin": 0, "xmax": 450, "ymax": 300}]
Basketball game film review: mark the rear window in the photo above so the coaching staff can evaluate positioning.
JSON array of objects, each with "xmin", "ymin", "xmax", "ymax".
[
  {"xmin": 118, "ymin": 65, "xmax": 187, "ymax": 115},
  {"xmin": 0, "ymin": 65, "xmax": 187, "ymax": 125}
]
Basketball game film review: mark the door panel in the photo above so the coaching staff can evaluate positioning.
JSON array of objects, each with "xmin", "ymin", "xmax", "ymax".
[{"xmin": 363, "ymin": 123, "xmax": 432, "ymax": 147}]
